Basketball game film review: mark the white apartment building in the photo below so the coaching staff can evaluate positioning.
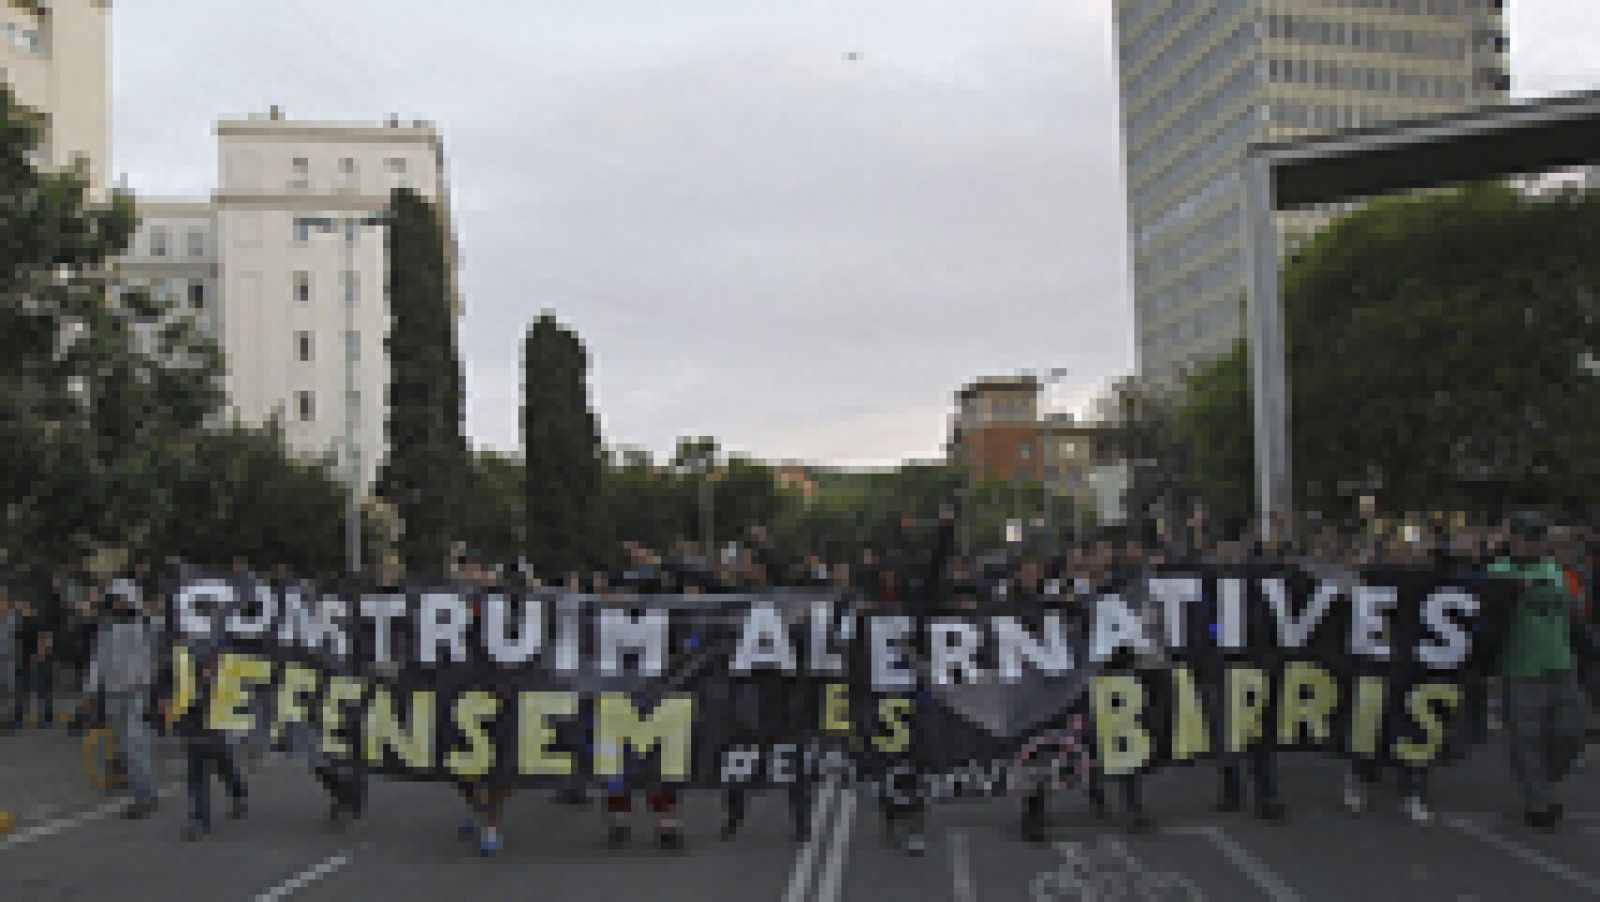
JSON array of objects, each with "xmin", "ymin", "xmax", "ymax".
[
  {"xmin": 1115, "ymin": 0, "xmax": 1509, "ymax": 386},
  {"xmin": 115, "ymin": 199, "xmax": 219, "ymax": 339},
  {"xmin": 209, "ymin": 108, "xmax": 455, "ymax": 491},
  {"xmin": 0, "ymin": 0, "xmax": 110, "ymax": 191}
]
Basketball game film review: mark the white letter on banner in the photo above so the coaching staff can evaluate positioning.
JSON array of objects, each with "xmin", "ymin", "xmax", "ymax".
[
  {"xmin": 870, "ymin": 616, "xmax": 917, "ymax": 692},
  {"xmin": 227, "ymin": 581, "xmax": 276, "ymax": 638},
  {"xmin": 929, "ymin": 619, "xmax": 984, "ymax": 686},
  {"xmin": 420, "ymin": 592, "xmax": 468, "ymax": 665},
  {"xmin": 278, "ymin": 587, "xmax": 347, "ymax": 657},
  {"xmin": 1148, "ymin": 576, "xmax": 1202, "ymax": 650},
  {"xmin": 598, "ymin": 608, "xmax": 666, "ymax": 677},
  {"xmin": 808, "ymin": 601, "xmax": 845, "ymax": 676},
  {"xmin": 1351, "ymin": 584, "xmax": 1396, "ymax": 660},
  {"xmin": 1091, "ymin": 595, "xmax": 1152, "ymax": 663},
  {"xmin": 732, "ymin": 603, "xmax": 797, "ymax": 674},
  {"xmin": 1263, "ymin": 579, "xmax": 1337, "ymax": 649},
  {"xmin": 994, "ymin": 614, "xmax": 1072, "ymax": 681},
  {"xmin": 1219, "ymin": 579, "xmax": 1246, "ymax": 649},
  {"xmin": 1417, "ymin": 588, "xmax": 1477, "ymax": 668},
  {"xmin": 485, "ymin": 594, "xmax": 543, "ymax": 665},
  {"xmin": 175, "ymin": 580, "xmax": 236, "ymax": 639},
  {"xmin": 361, "ymin": 595, "xmax": 407, "ymax": 665}
]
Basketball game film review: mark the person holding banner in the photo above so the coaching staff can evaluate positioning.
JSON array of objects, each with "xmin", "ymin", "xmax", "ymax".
[
  {"xmin": 1492, "ymin": 520, "xmax": 1584, "ymax": 831},
  {"xmin": 720, "ymin": 560, "xmax": 814, "ymax": 843},
  {"xmin": 160, "ymin": 622, "xmax": 248, "ymax": 841}
]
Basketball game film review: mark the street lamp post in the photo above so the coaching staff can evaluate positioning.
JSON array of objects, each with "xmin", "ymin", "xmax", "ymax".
[{"xmin": 295, "ymin": 213, "xmax": 388, "ymax": 576}]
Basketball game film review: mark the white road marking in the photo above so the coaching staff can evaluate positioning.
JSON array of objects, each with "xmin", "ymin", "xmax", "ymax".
[
  {"xmin": 1171, "ymin": 825, "xmax": 1303, "ymax": 902},
  {"xmin": 948, "ymin": 830, "xmax": 977, "ymax": 902},
  {"xmin": 1443, "ymin": 815, "xmax": 1600, "ymax": 896},
  {"xmin": 814, "ymin": 788, "xmax": 858, "ymax": 902},
  {"xmin": 255, "ymin": 850, "xmax": 354, "ymax": 902},
  {"xmin": 784, "ymin": 780, "xmax": 841, "ymax": 902},
  {"xmin": 0, "ymin": 785, "xmax": 177, "ymax": 851}
]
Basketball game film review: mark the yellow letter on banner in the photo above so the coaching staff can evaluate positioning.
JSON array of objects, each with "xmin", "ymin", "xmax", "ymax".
[
  {"xmin": 166, "ymin": 645, "xmax": 195, "ymax": 729},
  {"xmin": 595, "ymin": 693, "xmax": 692, "ymax": 780},
  {"xmin": 446, "ymin": 691, "xmax": 501, "ymax": 779},
  {"xmin": 320, "ymin": 676, "xmax": 367, "ymax": 758},
  {"xmin": 1225, "ymin": 666, "xmax": 1268, "ymax": 754},
  {"xmin": 1393, "ymin": 683, "xmax": 1461, "ymax": 766},
  {"xmin": 365, "ymin": 687, "xmax": 436, "ymax": 770},
  {"xmin": 272, "ymin": 664, "xmax": 321, "ymax": 742},
  {"xmin": 1169, "ymin": 667, "xmax": 1210, "ymax": 761},
  {"xmin": 1091, "ymin": 675, "xmax": 1151, "ymax": 776},
  {"xmin": 518, "ymin": 692, "xmax": 576, "ymax": 776},
  {"xmin": 823, "ymin": 683, "xmax": 851, "ymax": 734},
  {"xmin": 871, "ymin": 698, "xmax": 912, "ymax": 753},
  {"xmin": 1349, "ymin": 676, "xmax": 1387, "ymax": 757},
  {"xmin": 207, "ymin": 654, "xmax": 273, "ymax": 735},
  {"xmin": 1277, "ymin": 662, "xmax": 1338, "ymax": 746}
]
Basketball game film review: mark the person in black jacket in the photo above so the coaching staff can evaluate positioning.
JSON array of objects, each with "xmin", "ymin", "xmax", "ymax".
[
  {"xmin": 158, "ymin": 596, "xmax": 248, "ymax": 841},
  {"xmin": 871, "ymin": 504, "xmax": 957, "ymax": 857},
  {"xmin": 720, "ymin": 560, "xmax": 815, "ymax": 842}
]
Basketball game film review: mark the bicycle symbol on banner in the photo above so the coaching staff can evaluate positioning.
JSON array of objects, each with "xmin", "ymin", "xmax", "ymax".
[{"xmin": 1011, "ymin": 715, "xmax": 1094, "ymax": 796}]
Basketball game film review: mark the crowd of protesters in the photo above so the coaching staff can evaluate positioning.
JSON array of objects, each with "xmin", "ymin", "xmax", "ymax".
[{"xmin": 0, "ymin": 509, "xmax": 1593, "ymax": 857}]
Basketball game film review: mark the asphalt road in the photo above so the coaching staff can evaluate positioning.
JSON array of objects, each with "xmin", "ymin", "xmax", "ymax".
[{"xmin": 3, "ymin": 726, "xmax": 1599, "ymax": 901}]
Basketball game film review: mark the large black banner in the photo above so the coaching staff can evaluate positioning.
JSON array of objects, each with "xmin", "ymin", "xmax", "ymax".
[{"xmin": 161, "ymin": 566, "xmax": 1513, "ymax": 797}]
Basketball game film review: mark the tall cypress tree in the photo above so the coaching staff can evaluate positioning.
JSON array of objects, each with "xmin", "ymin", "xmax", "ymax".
[
  {"xmin": 522, "ymin": 312, "xmax": 603, "ymax": 577},
  {"xmin": 378, "ymin": 188, "xmax": 465, "ymax": 576}
]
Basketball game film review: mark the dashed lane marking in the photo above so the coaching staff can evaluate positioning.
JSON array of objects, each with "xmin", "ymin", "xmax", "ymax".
[{"xmin": 255, "ymin": 850, "xmax": 354, "ymax": 902}]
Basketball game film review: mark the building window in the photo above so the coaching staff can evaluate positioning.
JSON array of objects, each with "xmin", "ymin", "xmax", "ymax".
[
  {"xmin": 338, "ymin": 157, "xmax": 357, "ymax": 190},
  {"xmin": 294, "ymin": 271, "xmax": 311, "ymax": 304},
  {"xmin": 297, "ymin": 331, "xmax": 313, "ymax": 362},
  {"xmin": 297, "ymin": 391, "xmax": 315, "ymax": 422},
  {"xmin": 188, "ymin": 281, "xmax": 206, "ymax": 310},
  {"xmin": 293, "ymin": 219, "xmax": 311, "ymax": 244},
  {"xmin": 386, "ymin": 157, "xmax": 408, "ymax": 188},
  {"xmin": 150, "ymin": 227, "xmax": 169, "ymax": 257},
  {"xmin": 186, "ymin": 228, "xmax": 205, "ymax": 257},
  {"xmin": 1018, "ymin": 443, "xmax": 1032, "ymax": 461},
  {"xmin": 290, "ymin": 157, "xmax": 310, "ymax": 190}
]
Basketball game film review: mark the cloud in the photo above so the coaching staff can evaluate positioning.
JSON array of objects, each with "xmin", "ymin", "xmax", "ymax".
[{"xmin": 109, "ymin": 0, "xmax": 1600, "ymax": 466}]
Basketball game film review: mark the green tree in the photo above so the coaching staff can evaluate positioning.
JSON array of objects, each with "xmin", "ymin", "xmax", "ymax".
[
  {"xmin": 456, "ymin": 448, "xmax": 526, "ymax": 567},
  {"xmin": 522, "ymin": 312, "xmax": 603, "ymax": 576},
  {"xmin": 1176, "ymin": 184, "xmax": 1600, "ymax": 521},
  {"xmin": 1, "ymin": 85, "xmax": 222, "ymax": 573},
  {"xmin": 377, "ymin": 188, "xmax": 466, "ymax": 576}
]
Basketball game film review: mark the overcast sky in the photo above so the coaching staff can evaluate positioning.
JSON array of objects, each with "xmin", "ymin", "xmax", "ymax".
[{"xmin": 111, "ymin": 1, "xmax": 1600, "ymax": 467}]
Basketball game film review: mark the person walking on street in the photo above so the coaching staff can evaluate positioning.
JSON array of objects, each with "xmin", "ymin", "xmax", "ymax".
[
  {"xmin": 160, "ymin": 647, "xmax": 247, "ymax": 840},
  {"xmin": 85, "ymin": 583, "xmax": 160, "ymax": 818},
  {"xmin": 1491, "ymin": 520, "xmax": 1585, "ymax": 831},
  {"xmin": 0, "ymin": 587, "xmax": 17, "ymax": 730}
]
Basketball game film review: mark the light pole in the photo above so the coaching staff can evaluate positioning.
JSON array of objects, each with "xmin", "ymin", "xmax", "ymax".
[{"xmin": 295, "ymin": 212, "xmax": 388, "ymax": 576}]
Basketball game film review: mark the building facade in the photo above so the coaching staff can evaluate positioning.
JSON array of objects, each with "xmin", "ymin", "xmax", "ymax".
[
  {"xmin": 113, "ymin": 198, "xmax": 219, "ymax": 354},
  {"xmin": 1115, "ymin": 0, "xmax": 1508, "ymax": 385},
  {"xmin": 210, "ymin": 109, "xmax": 455, "ymax": 490},
  {"xmin": 0, "ymin": 0, "xmax": 110, "ymax": 191},
  {"xmin": 948, "ymin": 376, "xmax": 1127, "ymax": 512}
]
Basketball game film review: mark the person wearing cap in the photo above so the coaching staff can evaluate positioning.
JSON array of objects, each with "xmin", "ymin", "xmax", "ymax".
[{"xmin": 1490, "ymin": 520, "xmax": 1584, "ymax": 831}]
